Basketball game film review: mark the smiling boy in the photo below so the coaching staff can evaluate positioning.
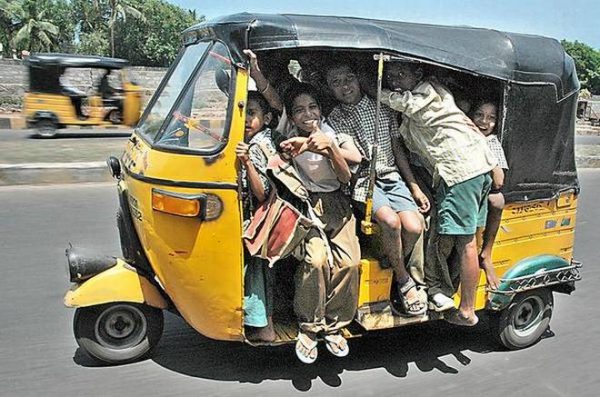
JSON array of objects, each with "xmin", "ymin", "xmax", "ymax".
[
  {"xmin": 381, "ymin": 62, "xmax": 498, "ymax": 326},
  {"xmin": 325, "ymin": 61, "xmax": 429, "ymax": 317}
]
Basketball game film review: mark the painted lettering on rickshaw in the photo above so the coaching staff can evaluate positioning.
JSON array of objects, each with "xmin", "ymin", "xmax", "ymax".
[
  {"xmin": 122, "ymin": 149, "xmax": 136, "ymax": 170},
  {"xmin": 122, "ymin": 141, "xmax": 146, "ymax": 174},
  {"xmin": 511, "ymin": 202, "xmax": 545, "ymax": 215},
  {"xmin": 128, "ymin": 195, "xmax": 142, "ymax": 221}
]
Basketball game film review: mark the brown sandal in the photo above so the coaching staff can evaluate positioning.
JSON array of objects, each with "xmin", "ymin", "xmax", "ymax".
[{"xmin": 397, "ymin": 277, "xmax": 427, "ymax": 316}]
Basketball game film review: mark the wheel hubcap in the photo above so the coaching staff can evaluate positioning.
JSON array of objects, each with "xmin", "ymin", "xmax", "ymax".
[
  {"xmin": 95, "ymin": 304, "xmax": 147, "ymax": 349},
  {"xmin": 512, "ymin": 295, "xmax": 544, "ymax": 337}
]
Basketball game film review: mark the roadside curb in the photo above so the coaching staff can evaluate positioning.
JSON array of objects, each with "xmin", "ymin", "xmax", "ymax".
[
  {"xmin": 576, "ymin": 155, "xmax": 600, "ymax": 169},
  {"xmin": 0, "ymin": 162, "xmax": 113, "ymax": 186},
  {"xmin": 0, "ymin": 115, "xmax": 25, "ymax": 130}
]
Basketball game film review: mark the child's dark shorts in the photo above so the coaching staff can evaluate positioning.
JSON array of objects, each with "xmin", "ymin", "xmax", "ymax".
[{"xmin": 436, "ymin": 173, "xmax": 492, "ymax": 235}]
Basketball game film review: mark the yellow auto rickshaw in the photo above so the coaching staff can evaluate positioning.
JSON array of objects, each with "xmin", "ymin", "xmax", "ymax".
[
  {"xmin": 23, "ymin": 53, "xmax": 143, "ymax": 137},
  {"xmin": 63, "ymin": 13, "xmax": 582, "ymax": 364}
]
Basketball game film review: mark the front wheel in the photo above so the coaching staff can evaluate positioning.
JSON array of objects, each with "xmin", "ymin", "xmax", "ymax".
[
  {"xmin": 35, "ymin": 119, "xmax": 58, "ymax": 138},
  {"xmin": 73, "ymin": 303, "xmax": 163, "ymax": 364},
  {"xmin": 490, "ymin": 288, "xmax": 553, "ymax": 350}
]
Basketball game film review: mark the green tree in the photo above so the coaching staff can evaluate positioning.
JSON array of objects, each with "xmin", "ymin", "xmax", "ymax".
[
  {"xmin": 562, "ymin": 40, "xmax": 600, "ymax": 94},
  {"xmin": 0, "ymin": 0, "xmax": 24, "ymax": 54},
  {"xmin": 71, "ymin": 0, "xmax": 106, "ymax": 35},
  {"xmin": 45, "ymin": 0, "xmax": 77, "ymax": 52},
  {"xmin": 0, "ymin": 0, "xmax": 60, "ymax": 52},
  {"xmin": 114, "ymin": 0, "xmax": 202, "ymax": 66},
  {"xmin": 77, "ymin": 30, "xmax": 110, "ymax": 56},
  {"xmin": 107, "ymin": 0, "xmax": 144, "ymax": 57}
]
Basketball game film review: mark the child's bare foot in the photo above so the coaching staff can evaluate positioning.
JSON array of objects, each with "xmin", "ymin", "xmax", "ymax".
[
  {"xmin": 445, "ymin": 310, "xmax": 479, "ymax": 327},
  {"xmin": 479, "ymin": 253, "xmax": 501, "ymax": 290}
]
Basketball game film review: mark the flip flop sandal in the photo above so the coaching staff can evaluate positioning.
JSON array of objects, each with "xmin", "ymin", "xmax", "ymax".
[
  {"xmin": 295, "ymin": 333, "xmax": 318, "ymax": 364},
  {"xmin": 397, "ymin": 277, "xmax": 427, "ymax": 316},
  {"xmin": 445, "ymin": 311, "xmax": 479, "ymax": 327},
  {"xmin": 429, "ymin": 292, "xmax": 456, "ymax": 312},
  {"xmin": 323, "ymin": 333, "xmax": 350, "ymax": 358}
]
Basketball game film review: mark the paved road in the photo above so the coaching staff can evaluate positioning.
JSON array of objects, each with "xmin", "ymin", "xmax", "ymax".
[
  {"xmin": 0, "ymin": 128, "xmax": 131, "ymax": 142},
  {"xmin": 1, "ymin": 172, "xmax": 599, "ymax": 397},
  {"xmin": 576, "ymin": 135, "xmax": 600, "ymax": 145}
]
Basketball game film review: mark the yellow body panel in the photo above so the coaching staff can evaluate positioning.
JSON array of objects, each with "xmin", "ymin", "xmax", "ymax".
[
  {"xmin": 64, "ymin": 260, "xmax": 168, "ymax": 309},
  {"xmin": 356, "ymin": 192, "xmax": 578, "ymax": 312},
  {"xmin": 122, "ymin": 80, "xmax": 142, "ymax": 126},
  {"xmin": 357, "ymin": 258, "xmax": 393, "ymax": 306},
  {"xmin": 122, "ymin": 69, "xmax": 249, "ymax": 341},
  {"xmin": 24, "ymin": 93, "xmax": 80, "ymax": 123},
  {"xmin": 471, "ymin": 192, "xmax": 577, "ymax": 310}
]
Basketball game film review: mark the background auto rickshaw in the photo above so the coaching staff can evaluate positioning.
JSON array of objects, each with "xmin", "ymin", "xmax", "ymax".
[
  {"xmin": 23, "ymin": 53, "xmax": 143, "ymax": 138},
  {"xmin": 63, "ymin": 13, "xmax": 582, "ymax": 364}
]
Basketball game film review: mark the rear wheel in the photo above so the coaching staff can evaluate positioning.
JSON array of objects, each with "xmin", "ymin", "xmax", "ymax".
[
  {"xmin": 490, "ymin": 288, "xmax": 553, "ymax": 350},
  {"xmin": 107, "ymin": 108, "xmax": 123, "ymax": 124},
  {"xmin": 73, "ymin": 303, "xmax": 163, "ymax": 364},
  {"xmin": 36, "ymin": 119, "xmax": 57, "ymax": 138}
]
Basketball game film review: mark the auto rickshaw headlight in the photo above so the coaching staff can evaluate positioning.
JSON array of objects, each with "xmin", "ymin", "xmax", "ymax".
[
  {"xmin": 65, "ymin": 245, "xmax": 118, "ymax": 283},
  {"xmin": 152, "ymin": 189, "xmax": 204, "ymax": 218},
  {"xmin": 151, "ymin": 189, "xmax": 223, "ymax": 220}
]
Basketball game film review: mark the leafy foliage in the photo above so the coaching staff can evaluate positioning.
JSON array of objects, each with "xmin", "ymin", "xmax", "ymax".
[
  {"xmin": 0, "ymin": 0, "xmax": 62, "ymax": 52},
  {"xmin": 77, "ymin": 30, "xmax": 110, "ymax": 56},
  {"xmin": 114, "ymin": 0, "xmax": 202, "ymax": 66},
  {"xmin": 562, "ymin": 40, "xmax": 600, "ymax": 94},
  {"xmin": 1, "ymin": 0, "xmax": 202, "ymax": 65}
]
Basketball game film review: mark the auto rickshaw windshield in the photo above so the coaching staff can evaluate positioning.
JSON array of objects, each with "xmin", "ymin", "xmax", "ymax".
[{"xmin": 137, "ymin": 41, "xmax": 210, "ymax": 140}]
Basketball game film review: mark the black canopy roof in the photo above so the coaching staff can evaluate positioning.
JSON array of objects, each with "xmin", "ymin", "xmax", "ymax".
[
  {"xmin": 183, "ymin": 13, "xmax": 580, "ymax": 202},
  {"xmin": 26, "ymin": 53, "xmax": 129, "ymax": 69},
  {"xmin": 184, "ymin": 13, "xmax": 579, "ymax": 101}
]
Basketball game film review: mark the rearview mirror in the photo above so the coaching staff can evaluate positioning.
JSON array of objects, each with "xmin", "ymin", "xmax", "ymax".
[{"xmin": 215, "ymin": 68, "xmax": 230, "ymax": 96}]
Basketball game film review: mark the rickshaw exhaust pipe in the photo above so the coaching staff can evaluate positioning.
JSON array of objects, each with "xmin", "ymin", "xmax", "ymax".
[{"xmin": 66, "ymin": 244, "xmax": 118, "ymax": 283}]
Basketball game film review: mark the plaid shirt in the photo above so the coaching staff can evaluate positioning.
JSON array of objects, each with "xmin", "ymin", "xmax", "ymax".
[
  {"xmin": 241, "ymin": 128, "xmax": 276, "ymax": 217},
  {"xmin": 328, "ymin": 95, "xmax": 401, "ymax": 202},
  {"xmin": 487, "ymin": 134, "xmax": 509, "ymax": 169}
]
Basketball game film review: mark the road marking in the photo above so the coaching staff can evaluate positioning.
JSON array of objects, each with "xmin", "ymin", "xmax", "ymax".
[{"xmin": 0, "ymin": 181, "xmax": 114, "ymax": 192}]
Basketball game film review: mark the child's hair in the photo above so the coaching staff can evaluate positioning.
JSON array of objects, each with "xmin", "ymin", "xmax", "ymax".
[
  {"xmin": 283, "ymin": 82, "xmax": 322, "ymax": 117},
  {"xmin": 471, "ymin": 99, "xmax": 498, "ymax": 113},
  {"xmin": 324, "ymin": 56, "xmax": 359, "ymax": 79},
  {"xmin": 247, "ymin": 91, "xmax": 279, "ymax": 129}
]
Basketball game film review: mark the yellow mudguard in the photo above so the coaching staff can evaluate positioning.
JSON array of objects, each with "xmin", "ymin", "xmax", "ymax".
[{"xmin": 64, "ymin": 259, "xmax": 168, "ymax": 309}]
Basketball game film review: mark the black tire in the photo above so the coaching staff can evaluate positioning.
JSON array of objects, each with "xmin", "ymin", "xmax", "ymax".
[
  {"xmin": 107, "ymin": 109, "xmax": 123, "ymax": 124},
  {"xmin": 73, "ymin": 303, "xmax": 163, "ymax": 364},
  {"xmin": 36, "ymin": 119, "xmax": 58, "ymax": 138},
  {"xmin": 490, "ymin": 288, "xmax": 553, "ymax": 350}
]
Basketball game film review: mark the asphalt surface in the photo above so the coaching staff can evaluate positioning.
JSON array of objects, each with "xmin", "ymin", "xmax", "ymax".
[
  {"xmin": 0, "ymin": 127, "xmax": 131, "ymax": 142},
  {"xmin": 0, "ymin": 128, "xmax": 129, "ymax": 163},
  {"xmin": 0, "ymin": 170, "xmax": 599, "ymax": 397}
]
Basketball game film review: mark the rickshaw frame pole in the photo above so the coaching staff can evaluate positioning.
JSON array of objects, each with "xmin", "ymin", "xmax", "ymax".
[{"xmin": 361, "ymin": 52, "xmax": 389, "ymax": 235}]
